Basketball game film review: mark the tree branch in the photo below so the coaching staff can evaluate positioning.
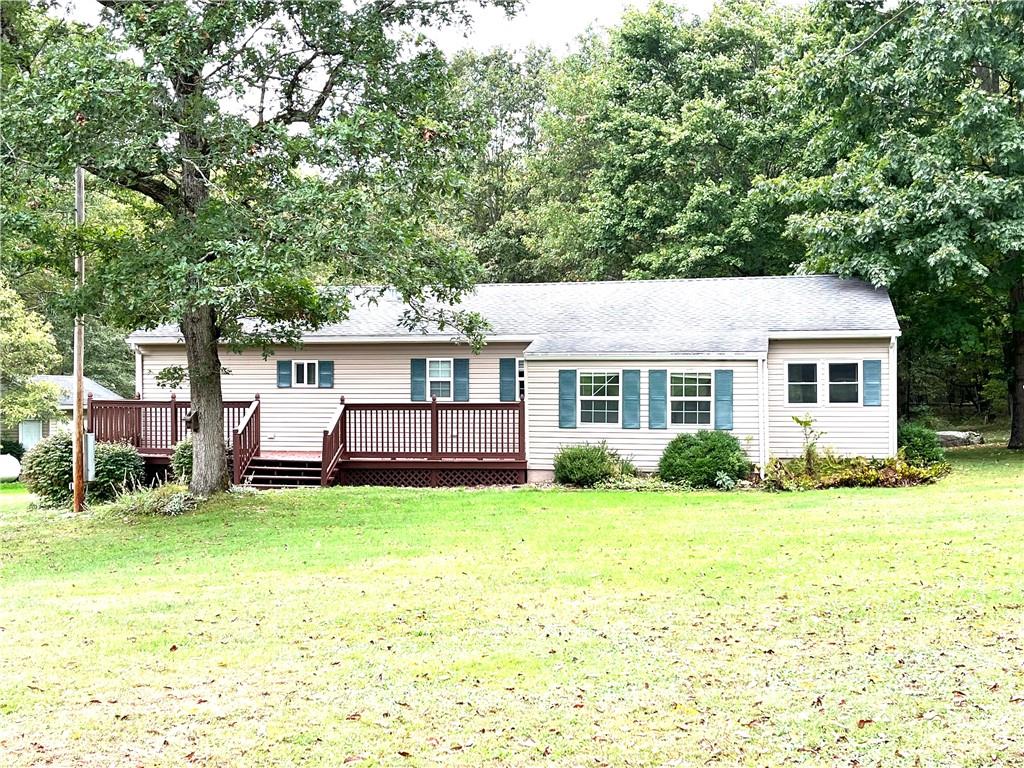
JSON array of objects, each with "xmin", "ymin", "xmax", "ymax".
[{"xmin": 84, "ymin": 165, "xmax": 180, "ymax": 215}]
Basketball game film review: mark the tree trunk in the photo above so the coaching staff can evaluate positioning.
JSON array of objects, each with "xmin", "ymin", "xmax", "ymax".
[
  {"xmin": 1009, "ymin": 275, "xmax": 1024, "ymax": 449},
  {"xmin": 182, "ymin": 305, "xmax": 228, "ymax": 493}
]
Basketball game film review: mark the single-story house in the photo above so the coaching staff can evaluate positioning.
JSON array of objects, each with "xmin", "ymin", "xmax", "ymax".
[
  {"xmin": 1, "ymin": 374, "xmax": 123, "ymax": 453},
  {"xmin": 103, "ymin": 275, "xmax": 899, "ymax": 487}
]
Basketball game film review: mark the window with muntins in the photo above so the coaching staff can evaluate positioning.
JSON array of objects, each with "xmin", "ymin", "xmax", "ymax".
[
  {"xmin": 427, "ymin": 358, "xmax": 453, "ymax": 400},
  {"xmin": 787, "ymin": 363, "xmax": 818, "ymax": 404},
  {"xmin": 579, "ymin": 372, "xmax": 620, "ymax": 424},
  {"xmin": 293, "ymin": 360, "xmax": 318, "ymax": 388},
  {"xmin": 829, "ymin": 362, "xmax": 859, "ymax": 403},
  {"xmin": 670, "ymin": 372, "xmax": 712, "ymax": 425}
]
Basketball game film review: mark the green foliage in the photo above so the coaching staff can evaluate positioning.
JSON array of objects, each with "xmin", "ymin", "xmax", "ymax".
[
  {"xmin": 91, "ymin": 442, "xmax": 145, "ymax": 502},
  {"xmin": 104, "ymin": 483, "xmax": 198, "ymax": 517},
  {"xmin": 21, "ymin": 432, "xmax": 144, "ymax": 506},
  {"xmin": 1, "ymin": 439, "xmax": 25, "ymax": 461},
  {"xmin": 20, "ymin": 431, "xmax": 73, "ymax": 506},
  {"xmin": 792, "ymin": 413, "xmax": 825, "ymax": 475},
  {"xmin": 763, "ymin": 453, "xmax": 951, "ymax": 492},
  {"xmin": 595, "ymin": 474, "xmax": 690, "ymax": 492},
  {"xmin": 898, "ymin": 423, "xmax": 946, "ymax": 466},
  {"xmin": 0, "ymin": 275, "xmax": 61, "ymax": 423},
  {"xmin": 553, "ymin": 442, "xmax": 635, "ymax": 487},
  {"xmin": 171, "ymin": 438, "xmax": 193, "ymax": 485},
  {"xmin": 658, "ymin": 430, "xmax": 751, "ymax": 488}
]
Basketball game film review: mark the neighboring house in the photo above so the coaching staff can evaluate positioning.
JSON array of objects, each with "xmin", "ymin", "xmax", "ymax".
[
  {"xmin": 103, "ymin": 275, "xmax": 900, "ymax": 487},
  {"xmin": 1, "ymin": 375, "xmax": 123, "ymax": 452}
]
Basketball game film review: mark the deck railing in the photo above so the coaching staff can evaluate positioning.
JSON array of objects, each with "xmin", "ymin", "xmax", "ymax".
[
  {"xmin": 231, "ymin": 396, "xmax": 261, "ymax": 484},
  {"xmin": 88, "ymin": 394, "xmax": 255, "ymax": 455},
  {"xmin": 340, "ymin": 397, "xmax": 526, "ymax": 461},
  {"xmin": 321, "ymin": 397, "xmax": 347, "ymax": 486}
]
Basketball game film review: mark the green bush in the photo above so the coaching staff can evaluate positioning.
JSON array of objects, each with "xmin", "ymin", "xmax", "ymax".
[
  {"xmin": 105, "ymin": 483, "xmax": 198, "ymax": 516},
  {"xmin": 898, "ymin": 422, "xmax": 945, "ymax": 466},
  {"xmin": 553, "ymin": 442, "xmax": 634, "ymax": 487},
  {"xmin": 1, "ymin": 438, "xmax": 25, "ymax": 461},
  {"xmin": 91, "ymin": 441, "xmax": 145, "ymax": 501},
  {"xmin": 21, "ymin": 431, "xmax": 73, "ymax": 506},
  {"xmin": 658, "ymin": 431, "xmax": 751, "ymax": 488},
  {"xmin": 171, "ymin": 438, "xmax": 193, "ymax": 483},
  {"xmin": 21, "ymin": 432, "xmax": 145, "ymax": 506},
  {"xmin": 763, "ymin": 453, "xmax": 951, "ymax": 491}
]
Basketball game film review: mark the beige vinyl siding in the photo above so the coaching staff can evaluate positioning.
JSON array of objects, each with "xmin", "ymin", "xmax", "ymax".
[
  {"xmin": 766, "ymin": 338, "xmax": 893, "ymax": 459},
  {"xmin": 138, "ymin": 341, "xmax": 528, "ymax": 452},
  {"xmin": 526, "ymin": 359, "xmax": 761, "ymax": 471}
]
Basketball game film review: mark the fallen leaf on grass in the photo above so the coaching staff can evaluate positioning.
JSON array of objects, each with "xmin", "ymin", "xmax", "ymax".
[
  {"xmin": 856, "ymin": 719, "xmax": 874, "ymax": 729},
  {"xmin": 342, "ymin": 756, "xmax": 365, "ymax": 764}
]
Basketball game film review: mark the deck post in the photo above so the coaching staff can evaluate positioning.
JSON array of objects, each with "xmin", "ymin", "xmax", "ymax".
[
  {"xmin": 339, "ymin": 396, "xmax": 347, "ymax": 459},
  {"xmin": 518, "ymin": 396, "xmax": 526, "ymax": 460},
  {"xmin": 169, "ymin": 392, "xmax": 178, "ymax": 446},
  {"xmin": 253, "ymin": 394, "xmax": 261, "ymax": 457},
  {"xmin": 429, "ymin": 396, "xmax": 440, "ymax": 459}
]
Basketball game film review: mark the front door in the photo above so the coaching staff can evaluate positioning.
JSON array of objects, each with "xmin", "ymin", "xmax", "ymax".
[{"xmin": 19, "ymin": 420, "xmax": 43, "ymax": 451}]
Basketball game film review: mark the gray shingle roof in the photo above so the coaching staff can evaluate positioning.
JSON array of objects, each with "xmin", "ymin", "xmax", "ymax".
[
  {"xmin": 128, "ymin": 275, "xmax": 899, "ymax": 356},
  {"xmin": 31, "ymin": 375, "xmax": 123, "ymax": 408}
]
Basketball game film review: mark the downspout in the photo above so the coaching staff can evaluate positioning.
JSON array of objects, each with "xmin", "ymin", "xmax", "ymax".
[
  {"xmin": 134, "ymin": 345, "xmax": 143, "ymax": 399},
  {"xmin": 758, "ymin": 354, "xmax": 769, "ymax": 478},
  {"xmin": 889, "ymin": 335, "xmax": 898, "ymax": 456}
]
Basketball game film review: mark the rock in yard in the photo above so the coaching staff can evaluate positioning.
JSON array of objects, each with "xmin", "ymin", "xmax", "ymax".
[{"xmin": 935, "ymin": 430, "xmax": 984, "ymax": 448}]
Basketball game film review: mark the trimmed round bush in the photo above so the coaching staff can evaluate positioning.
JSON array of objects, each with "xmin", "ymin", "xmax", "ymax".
[
  {"xmin": 21, "ymin": 431, "xmax": 74, "ymax": 506},
  {"xmin": 171, "ymin": 438, "xmax": 193, "ymax": 484},
  {"xmin": 554, "ymin": 443, "xmax": 617, "ymax": 487},
  {"xmin": 1, "ymin": 438, "xmax": 25, "ymax": 461},
  {"xmin": 658, "ymin": 430, "xmax": 751, "ymax": 488},
  {"xmin": 21, "ymin": 432, "xmax": 144, "ymax": 506},
  {"xmin": 91, "ymin": 441, "xmax": 145, "ymax": 501},
  {"xmin": 898, "ymin": 422, "xmax": 945, "ymax": 466}
]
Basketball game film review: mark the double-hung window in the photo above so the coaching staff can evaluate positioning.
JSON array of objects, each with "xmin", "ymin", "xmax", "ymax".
[
  {"xmin": 517, "ymin": 358, "xmax": 526, "ymax": 400},
  {"xmin": 670, "ymin": 372, "xmax": 712, "ymax": 425},
  {"xmin": 293, "ymin": 360, "xmax": 318, "ymax": 388},
  {"xmin": 427, "ymin": 358, "xmax": 453, "ymax": 400},
  {"xmin": 579, "ymin": 372, "xmax": 620, "ymax": 424},
  {"xmin": 787, "ymin": 363, "xmax": 818, "ymax": 404},
  {"xmin": 828, "ymin": 362, "xmax": 859, "ymax": 403}
]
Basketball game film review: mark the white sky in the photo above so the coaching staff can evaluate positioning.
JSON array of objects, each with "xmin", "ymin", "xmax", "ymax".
[{"xmin": 63, "ymin": 0, "xmax": 726, "ymax": 56}]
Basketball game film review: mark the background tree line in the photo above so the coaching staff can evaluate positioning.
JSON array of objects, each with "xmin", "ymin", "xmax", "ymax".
[
  {"xmin": 2, "ymin": 0, "xmax": 1020, "ymax": 493},
  {"xmin": 454, "ymin": 0, "xmax": 1022, "ymax": 444}
]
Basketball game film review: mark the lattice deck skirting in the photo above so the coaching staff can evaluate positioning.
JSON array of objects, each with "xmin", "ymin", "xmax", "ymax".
[{"xmin": 340, "ymin": 465, "xmax": 525, "ymax": 488}]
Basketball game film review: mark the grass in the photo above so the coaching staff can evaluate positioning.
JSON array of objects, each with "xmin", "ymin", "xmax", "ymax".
[{"xmin": 1, "ymin": 448, "xmax": 1022, "ymax": 767}]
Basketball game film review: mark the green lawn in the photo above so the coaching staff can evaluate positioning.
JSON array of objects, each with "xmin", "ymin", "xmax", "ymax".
[{"xmin": 1, "ymin": 449, "xmax": 1022, "ymax": 767}]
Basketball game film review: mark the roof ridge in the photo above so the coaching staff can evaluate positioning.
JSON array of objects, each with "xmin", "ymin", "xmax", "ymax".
[{"xmin": 470, "ymin": 274, "xmax": 851, "ymax": 288}]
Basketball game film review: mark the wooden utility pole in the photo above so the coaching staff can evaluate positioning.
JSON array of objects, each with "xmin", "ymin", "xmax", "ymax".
[{"xmin": 72, "ymin": 167, "xmax": 85, "ymax": 513}]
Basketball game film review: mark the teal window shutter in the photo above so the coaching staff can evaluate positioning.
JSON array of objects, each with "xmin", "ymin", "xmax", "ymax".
[
  {"xmin": 714, "ymin": 369, "xmax": 734, "ymax": 430},
  {"xmin": 276, "ymin": 360, "xmax": 292, "ymax": 388},
  {"xmin": 317, "ymin": 360, "xmax": 334, "ymax": 388},
  {"xmin": 499, "ymin": 358, "xmax": 517, "ymax": 401},
  {"xmin": 454, "ymin": 358, "xmax": 470, "ymax": 401},
  {"xmin": 863, "ymin": 360, "xmax": 882, "ymax": 406},
  {"xmin": 410, "ymin": 358, "xmax": 426, "ymax": 401},
  {"xmin": 558, "ymin": 369, "xmax": 576, "ymax": 429},
  {"xmin": 622, "ymin": 369, "xmax": 641, "ymax": 429},
  {"xmin": 648, "ymin": 370, "xmax": 667, "ymax": 429}
]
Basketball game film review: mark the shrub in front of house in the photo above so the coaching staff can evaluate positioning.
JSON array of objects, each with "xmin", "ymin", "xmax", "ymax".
[
  {"xmin": 21, "ymin": 432, "xmax": 144, "ymax": 506},
  {"xmin": 763, "ymin": 452, "xmax": 951, "ymax": 491},
  {"xmin": 553, "ymin": 442, "xmax": 634, "ymax": 487},
  {"xmin": 1, "ymin": 438, "xmax": 25, "ymax": 461},
  {"xmin": 658, "ymin": 430, "xmax": 751, "ymax": 488},
  {"xmin": 91, "ymin": 441, "xmax": 145, "ymax": 501},
  {"xmin": 21, "ymin": 431, "xmax": 74, "ymax": 505},
  {"xmin": 897, "ymin": 422, "xmax": 945, "ymax": 466},
  {"xmin": 105, "ymin": 483, "xmax": 199, "ymax": 516},
  {"xmin": 171, "ymin": 438, "xmax": 193, "ymax": 484}
]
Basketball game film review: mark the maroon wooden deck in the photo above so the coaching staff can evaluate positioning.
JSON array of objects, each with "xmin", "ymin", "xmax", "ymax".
[{"xmin": 89, "ymin": 396, "xmax": 526, "ymax": 487}]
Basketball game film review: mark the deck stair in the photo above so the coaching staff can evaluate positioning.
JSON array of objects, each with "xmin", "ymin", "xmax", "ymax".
[{"xmin": 241, "ymin": 456, "xmax": 322, "ymax": 489}]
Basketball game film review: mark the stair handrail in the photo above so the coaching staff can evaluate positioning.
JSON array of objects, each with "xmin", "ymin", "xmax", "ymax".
[
  {"xmin": 231, "ymin": 395, "xmax": 261, "ymax": 485},
  {"xmin": 321, "ymin": 396, "xmax": 347, "ymax": 486}
]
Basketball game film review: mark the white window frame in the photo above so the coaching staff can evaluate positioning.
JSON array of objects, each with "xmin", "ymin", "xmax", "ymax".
[
  {"xmin": 669, "ymin": 371, "xmax": 714, "ymax": 426},
  {"xmin": 427, "ymin": 357, "xmax": 454, "ymax": 401},
  {"xmin": 827, "ymin": 360, "xmax": 861, "ymax": 405},
  {"xmin": 785, "ymin": 361, "xmax": 819, "ymax": 406},
  {"xmin": 19, "ymin": 419, "xmax": 44, "ymax": 451},
  {"xmin": 292, "ymin": 359, "xmax": 319, "ymax": 388},
  {"xmin": 577, "ymin": 370, "xmax": 621, "ymax": 426},
  {"xmin": 516, "ymin": 358, "xmax": 526, "ymax": 401}
]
